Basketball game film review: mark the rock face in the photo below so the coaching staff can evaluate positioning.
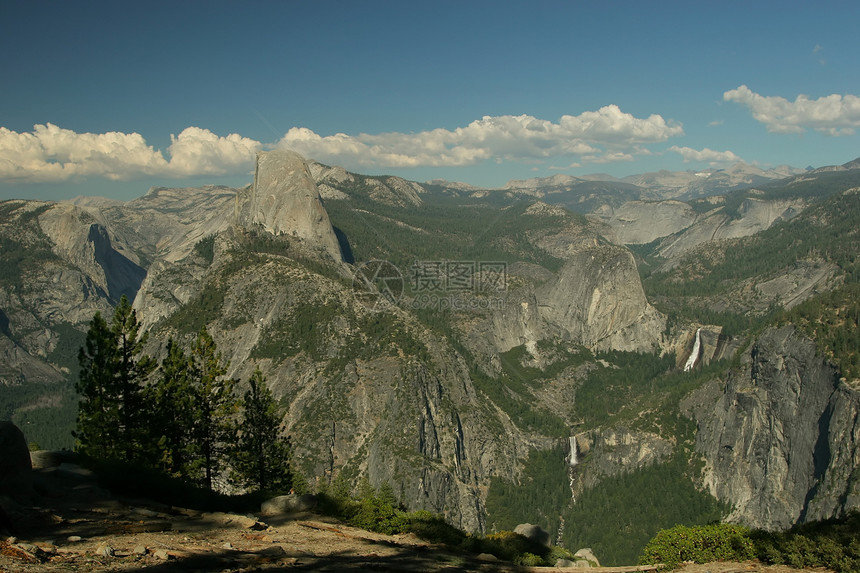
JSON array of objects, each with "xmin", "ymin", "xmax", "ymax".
[
  {"xmin": 588, "ymin": 200, "xmax": 697, "ymax": 245},
  {"xmin": 446, "ymin": 224, "xmax": 666, "ymax": 360},
  {"xmin": 684, "ymin": 326, "xmax": 860, "ymax": 530},
  {"xmin": 535, "ymin": 244, "xmax": 665, "ymax": 352},
  {"xmin": 236, "ymin": 150, "xmax": 343, "ymax": 261},
  {"xmin": 38, "ymin": 203, "xmax": 146, "ymax": 304},
  {"xmin": 571, "ymin": 429, "xmax": 673, "ymax": 495},
  {"xmin": 591, "ymin": 196, "xmax": 806, "ymax": 255},
  {"xmin": 657, "ymin": 197, "xmax": 805, "ymax": 258}
]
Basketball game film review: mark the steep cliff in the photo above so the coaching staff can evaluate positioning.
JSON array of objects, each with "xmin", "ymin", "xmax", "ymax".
[
  {"xmin": 235, "ymin": 150, "xmax": 343, "ymax": 262},
  {"xmin": 683, "ymin": 326, "xmax": 860, "ymax": 530},
  {"xmin": 657, "ymin": 197, "xmax": 805, "ymax": 258},
  {"xmin": 536, "ymin": 245, "xmax": 665, "ymax": 352}
]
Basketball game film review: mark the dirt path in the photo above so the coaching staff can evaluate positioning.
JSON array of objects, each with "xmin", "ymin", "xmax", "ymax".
[
  {"xmin": 0, "ymin": 463, "xmax": 836, "ymax": 572},
  {"xmin": 1, "ymin": 462, "xmax": 517, "ymax": 571}
]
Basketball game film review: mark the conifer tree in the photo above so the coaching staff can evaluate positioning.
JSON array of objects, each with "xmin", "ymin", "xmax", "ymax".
[
  {"xmin": 75, "ymin": 296, "xmax": 153, "ymax": 461},
  {"xmin": 232, "ymin": 368, "xmax": 293, "ymax": 493},
  {"xmin": 75, "ymin": 311, "xmax": 119, "ymax": 459},
  {"xmin": 111, "ymin": 296, "xmax": 155, "ymax": 461},
  {"xmin": 147, "ymin": 338, "xmax": 195, "ymax": 477},
  {"xmin": 189, "ymin": 327, "xmax": 236, "ymax": 490}
]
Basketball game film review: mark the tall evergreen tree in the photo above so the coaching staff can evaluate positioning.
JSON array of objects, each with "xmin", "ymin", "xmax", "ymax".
[
  {"xmin": 75, "ymin": 296, "xmax": 154, "ymax": 461},
  {"xmin": 189, "ymin": 327, "xmax": 236, "ymax": 491},
  {"xmin": 146, "ymin": 338, "xmax": 195, "ymax": 477},
  {"xmin": 111, "ymin": 296, "xmax": 155, "ymax": 461},
  {"xmin": 75, "ymin": 311, "xmax": 119, "ymax": 459},
  {"xmin": 232, "ymin": 368, "xmax": 293, "ymax": 493}
]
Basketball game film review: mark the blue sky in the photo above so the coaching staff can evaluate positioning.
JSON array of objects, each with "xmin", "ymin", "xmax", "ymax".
[{"xmin": 2, "ymin": 0, "xmax": 859, "ymax": 201}]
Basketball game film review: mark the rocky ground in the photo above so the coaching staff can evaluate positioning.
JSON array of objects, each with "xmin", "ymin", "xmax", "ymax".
[{"xmin": 0, "ymin": 461, "xmax": 835, "ymax": 573}]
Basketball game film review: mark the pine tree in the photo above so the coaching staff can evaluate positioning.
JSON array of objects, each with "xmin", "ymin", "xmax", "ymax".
[
  {"xmin": 146, "ymin": 338, "xmax": 195, "ymax": 477},
  {"xmin": 232, "ymin": 368, "xmax": 293, "ymax": 493},
  {"xmin": 75, "ymin": 296, "xmax": 153, "ymax": 461},
  {"xmin": 75, "ymin": 311, "xmax": 119, "ymax": 459},
  {"xmin": 188, "ymin": 327, "xmax": 236, "ymax": 490},
  {"xmin": 111, "ymin": 296, "xmax": 155, "ymax": 461}
]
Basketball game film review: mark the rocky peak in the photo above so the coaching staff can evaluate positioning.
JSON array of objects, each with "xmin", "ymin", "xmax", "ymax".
[{"xmin": 235, "ymin": 150, "xmax": 343, "ymax": 261}]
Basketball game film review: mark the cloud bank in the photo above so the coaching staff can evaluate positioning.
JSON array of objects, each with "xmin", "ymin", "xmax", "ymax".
[
  {"xmin": 0, "ymin": 124, "xmax": 261, "ymax": 183},
  {"xmin": 1, "ymin": 106, "xmax": 682, "ymax": 183},
  {"xmin": 279, "ymin": 106, "xmax": 683, "ymax": 168},
  {"xmin": 724, "ymin": 85, "xmax": 860, "ymax": 136}
]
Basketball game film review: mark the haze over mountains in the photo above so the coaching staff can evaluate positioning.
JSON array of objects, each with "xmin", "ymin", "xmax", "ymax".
[{"xmin": 2, "ymin": 150, "xmax": 859, "ymax": 564}]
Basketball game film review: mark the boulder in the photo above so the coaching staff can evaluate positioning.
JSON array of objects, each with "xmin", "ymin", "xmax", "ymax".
[
  {"xmin": 260, "ymin": 493, "xmax": 318, "ymax": 516},
  {"xmin": 513, "ymin": 522, "xmax": 550, "ymax": 546},
  {"xmin": 0, "ymin": 422, "xmax": 31, "ymax": 493},
  {"xmin": 574, "ymin": 548, "xmax": 600, "ymax": 567}
]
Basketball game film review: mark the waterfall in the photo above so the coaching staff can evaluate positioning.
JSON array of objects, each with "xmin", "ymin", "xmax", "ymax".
[
  {"xmin": 684, "ymin": 328, "xmax": 701, "ymax": 372},
  {"xmin": 567, "ymin": 436, "xmax": 578, "ymax": 501}
]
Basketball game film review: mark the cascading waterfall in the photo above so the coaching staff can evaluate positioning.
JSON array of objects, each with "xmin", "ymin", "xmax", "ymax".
[
  {"xmin": 684, "ymin": 328, "xmax": 702, "ymax": 372},
  {"xmin": 567, "ymin": 436, "xmax": 578, "ymax": 503}
]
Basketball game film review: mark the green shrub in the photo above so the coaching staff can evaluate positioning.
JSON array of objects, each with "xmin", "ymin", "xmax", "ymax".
[
  {"xmin": 640, "ymin": 523, "xmax": 754, "ymax": 568},
  {"xmin": 516, "ymin": 552, "xmax": 543, "ymax": 566},
  {"xmin": 751, "ymin": 514, "xmax": 860, "ymax": 572},
  {"xmin": 480, "ymin": 531, "xmax": 548, "ymax": 563},
  {"xmin": 348, "ymin": 496, "xmax": 409, "ymax": 535}
]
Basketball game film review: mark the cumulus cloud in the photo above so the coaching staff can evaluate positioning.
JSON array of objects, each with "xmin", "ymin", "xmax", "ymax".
[
  {"xmin": 1, "ymin": 106, "xmax": 683, "ymax": 183},
  {"xmin": 167, "ymin": 127, "xmax": 260, "ymax": 176},
  {"xmin": 724, "ymin": 85, "xmax": 860, "ymax": 135},
  {"xmin": 669, "ymin": 145, "xmax": 743, "ymax": 164},
  {"xmin": 279, "ymin": 106, "xmax": 683, "ymax": 168},
  {"xmin": 0, "ymin": 123, "xmax": 261, "ymax": 183}
]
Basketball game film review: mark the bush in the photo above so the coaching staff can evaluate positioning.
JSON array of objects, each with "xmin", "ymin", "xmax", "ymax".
[
  {"xmin": 480, "ymin": 531, "xmax": 549, "ymax": 563},
  {"xmin": 639, "ymin": 524, "xmax": 754, "ymax": 568},
  {"xmin": 516, "ymin": 552, "xmax": 543, "ymax": 566},
  {"xmin": 348, "ymin": 496, "xmax": 409, "ymax": 535},
  {"xmin": 751, "ymin": 513, "xmax": 860, "ymax": 572}
]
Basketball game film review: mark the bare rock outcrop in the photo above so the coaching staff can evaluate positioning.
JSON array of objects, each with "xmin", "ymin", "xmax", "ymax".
[
  {"xmin": 38, "ymin": 204, "xmax": 146, "ymax": 304},
  {"xmin": 537, "ymin": 244, "xmax": 665, "ymax": 352},
  {"xmin": 658, "ymin": 197, "xmax": 805, "ymax": 258},
  {"xmin": 571, "ymin": 429, "xmax": 673, "ymax": 496},
  {"xmin": 235, "ymin": 150, "xmax": 343, "ymax": 261},
  {"xmin": 588, "ymin": 200, "xmax": 697, "ymax": 245},
  {"xmin": 683, "ymin": 326, "xmax": 860, "ymax": 530}
]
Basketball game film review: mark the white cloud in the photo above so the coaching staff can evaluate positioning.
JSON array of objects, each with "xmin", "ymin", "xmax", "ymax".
[
  {"xmin": 1, "ymin": 107, "xmax": 684, "ymax": 183},
  {"xmin": 669, "ymin": 145, "xmax": 742, "ymax": 164},
  {"xmin": 0, "ymin": 123, "xmax": 261, "ymax": 183},
  {"xmin": 0, "ymin": 123, "xmax": 168, "ymax": 182},
  {"xmin": 167, "ymin": 127, "xmax": 260, "ymax": 176},
  {"xmin": 279, "ymin": 106, "xmax": 683, "ymax": 169},
  {"xmin": 724, "ymin": 85, "xmax": 860, "ymax": 135}
]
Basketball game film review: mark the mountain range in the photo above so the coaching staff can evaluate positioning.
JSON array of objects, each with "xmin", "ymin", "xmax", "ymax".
[{"xmin": 2, "ymin": 151, "xmax": 859, "ymax": 564}]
